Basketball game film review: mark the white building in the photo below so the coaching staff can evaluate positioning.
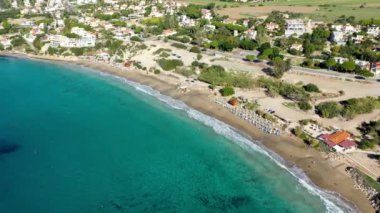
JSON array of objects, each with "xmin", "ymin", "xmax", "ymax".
[
  {"xmin": 290, "ymin": 43, "xmax": 303, "ymax": 52},
  {"xmin": 203, "ymin": 24, "xmax": 215, "ymax": 32},
  {"xmin": 245, "ymin": 29, "xmax": 257, "ymax": 40},
  {"xmin": 47, "ymin": 27, "xmax": 96, "ymax": 48},
  {"xmin": 332, "ymin": 31, "xmax": 347, "ymax": 46},
  {"xmin": 201, "ymin": 9, "xmax": 212, "ymax": 21},
  {"xmin": 77, "ymin": 0, "xmax": 97, "ymax": 5},
  {"xmin": 331, "ymin": 24, "xmax": 360, "ymax": 45},
  {"xmin": 285, "ymin": 19, "xmax": 306, "ymax": 37},
  {"xmin": 11, "ymin": 0, "xmax": 18, "ymax": 8},
  {"xmin": 46, "ymin": 0, "xmax": 66, "ymax": 12},
  {"xmin": 367, "ymin": 25, "xmax": 379, "ymax": 37},
  {"xmin": 24, "ymin": 0, "xmax": 31, "ymax": 7},
  {"xmin": 0, "ymin": 38, "xmax": 12, "ymax": 49},
  {"xmin": 178, "ymin": 15, "xmax": 196, "ymax": 27},
  {"xmin": 23, "ymin": 34, "xmax": 36, "ymax": 43}
]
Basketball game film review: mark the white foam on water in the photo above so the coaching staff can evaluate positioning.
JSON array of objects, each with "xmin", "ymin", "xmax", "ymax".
[{"xmin": 96, "ymin": 71, "xmax": 359, "ymax": 213}]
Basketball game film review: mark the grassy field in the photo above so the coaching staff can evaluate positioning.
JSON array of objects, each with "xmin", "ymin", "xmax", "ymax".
[{"xmin": 180, "ymin": 0, "xmax": 380, "ymax": 21}]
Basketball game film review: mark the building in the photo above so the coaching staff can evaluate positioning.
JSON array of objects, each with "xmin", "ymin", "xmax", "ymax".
[
  {"xmin": 245, "ymin": 29, "xmax": 257, "ymax": 40},
  {"xmin": 372, "ymin": 62, "xmax": 380, "ymax": 76},
  {"xmin": 319, "ymin": 131, "xmax": 357, "ymax": 153},
  {"xmin": 290, "ymin": 43, "xmax": 303, "ymax": 52},
  {"xmin": 332, "ymin": 31, "xmax": 347, "ymax": 46},
  {"xmin": 201, "ymin": 9, "xmax": 212, "ymax": 21},
  {"xmin": 367, "ymin": 25, "xmax": 379, "ymax": 37},
  {"xmin": 77, "ymin": 0, "xmax": 97, "ymax": 5},
  {"xmin": 331, "ymin": 24, "xmax": 359, "ymax": 45},
  {"xmin": 203, "ymin": 24, "xmax": 215, "ymax": 32},
  {"xmin": 0, "ymin": 37, "xmax": 12, "ymax": 49},
  {"xmin": 178, "ymin": 15, "xmax": 196, "ymax": 27},
  {"xmin": 11, "ymin": 0, "xmax": 18, "ymax": 8},
  {"xmin": 265, "ymin": 22, "xmax": 279, "ymax": 32},
  {"xmin": 285, "ymin": 19, "xmax": 306, "ymax": 37}
]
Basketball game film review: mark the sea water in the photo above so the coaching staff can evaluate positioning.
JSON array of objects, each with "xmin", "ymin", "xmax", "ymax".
[{"xmin": 0, "ymin": 57, "xmax": 354, "ymax": 212}]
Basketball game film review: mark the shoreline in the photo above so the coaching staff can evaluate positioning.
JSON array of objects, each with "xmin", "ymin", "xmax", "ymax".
[{"xmin": 1, "ymin": 52, "xmax": 374, "ymax": 212}]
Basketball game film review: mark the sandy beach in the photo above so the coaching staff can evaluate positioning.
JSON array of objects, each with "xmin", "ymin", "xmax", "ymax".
[{"xmin": 1, "ymin": 52, "xmax": 375, "ymax": 212}]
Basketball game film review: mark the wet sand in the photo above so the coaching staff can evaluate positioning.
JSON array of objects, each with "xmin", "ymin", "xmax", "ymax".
[{"xmin": 1, "ymin": 52, "xmax": 375, "ymax": 212}]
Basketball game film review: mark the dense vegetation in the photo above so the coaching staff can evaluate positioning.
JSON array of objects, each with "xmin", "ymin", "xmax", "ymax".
[
  {"xmin": 303, "ymin": 83, "xmax": 320, "ymax": 93},
  {"xmin": 316, "ymin": 97, "xmax": 380, "ymax": 119},
  {"xmin": 198, "ymin": 65, "xmax": 254, "ymax": 88},
  {"xmin": 257, "ymin": 77, "xmax": 310, "ymax": 102},
  {"xmin": 358, "ymin": 120, "xmax": 380, "ymax": 149},
  {"xmin": 157, "ymin": 59, "xmax": 184, "ymax": 71}
]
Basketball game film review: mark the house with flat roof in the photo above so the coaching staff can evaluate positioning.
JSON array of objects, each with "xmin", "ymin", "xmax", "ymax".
[
  {"xmin": 367, "ymin": 25, "xmax": 379, "ymax": 37},
  {"xmin": 318, "ymin": 131, "xmax": 357, "ymax": 153},
  {"xmin": 285, "ymin": 19, "xmax": 306, "ymax": 37}
]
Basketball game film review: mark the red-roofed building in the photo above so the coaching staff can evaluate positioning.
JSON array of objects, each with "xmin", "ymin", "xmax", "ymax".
[{"xmin": 318, "ymin": 131, "xmax": 357, "ymax": 153}]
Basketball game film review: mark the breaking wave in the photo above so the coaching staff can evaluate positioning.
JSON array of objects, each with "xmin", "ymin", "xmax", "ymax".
[{"xmin": 96, "ymin": 70, "xmax": 358, "ymax": 213}]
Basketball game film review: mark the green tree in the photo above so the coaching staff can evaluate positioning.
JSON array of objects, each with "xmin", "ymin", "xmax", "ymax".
[
  {"xmin": 239, "ymin": 39, "xmax": 257, "ymax": 50},
  {"xmin": 255, "ymin": 25, "xmax": 268, "ymax": 45},
  {"xmin": 47, "ymin": 47, "xmax": 58, "ymax": 55},
  {"xmin": 341, "ymin": 60, "xmax": 356, "ymax": 72},
  {"xmin": 271, "ymin": 57, "xmax": 291, "ymax": 78},
  {"xmin": 33, "ymin": 35, "xmax": 44, "ymax": 50},
  {"xmin": 218, "ymin": 37, "xmax": 237, "ymax": 52},
  {"xmin": 303, "ymin": 40, "xmax": 315, "ymax": 57},
  {"xmin": 11, "ymin": 36, "xmax": 26, "ymax": 47},
  {"xmin": 325, "ymin": 58, "xmax": 337, "ymax": 71},
  {"xmin": 70, "ymin": 48, "xmax": 85, "ymax": 56}
]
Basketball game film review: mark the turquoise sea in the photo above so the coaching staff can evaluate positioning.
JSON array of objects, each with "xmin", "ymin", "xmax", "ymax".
[{"xmin": 0, "ymin": 57, "xmax": 353, "ymax": 213}]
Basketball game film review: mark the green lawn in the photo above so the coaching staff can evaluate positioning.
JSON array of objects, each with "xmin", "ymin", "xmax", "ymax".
[
  {"xmin": 264, "ymin": 0, "xmax": 380, "ymax": 21},
  {"xmin": 182, "ymin": 0, "xmax": 380, "ymax": 21}
]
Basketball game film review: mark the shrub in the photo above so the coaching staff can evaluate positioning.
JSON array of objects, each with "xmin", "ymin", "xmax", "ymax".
[
  {"xmin": 160, "ymin": 52, "xmax": 170, "ymax": 58},
  {"xmin": 198, "ymin": 65, "xmax": 254, "ymax": 88},
  {"xmin": 358, "ymin": 140, "xmax": 375, "ymax": 150},
  {"xmin": 298, "ymin": 101, "xmax": 312, "ymax": 111},
  {"xmin": 198, "ymin": 65, "xmax": 228, "ymax": 85},
  {"xmin": 315, "ymin": 102, "xmax": 342, "ymax": 118},
  {"xmin": 154, "ymin": 48, "xmax": 171, "ymax": 55},
  {"xmin": 303, "ymin": 83, "xmax": 320, "ymax": 93},
  {"xmin": 171, "ymin": 43, "xmax": 187, "ymax": 49},
  {"xmin": 220, "ymin": 86, "xmax": 235, "ymax": 96},
  {"xmin": 175, "ymin": 67, "xmax": 196, "ymax": 77},
  {"xmin": 157, "ymin": 59, "xmax": 184, "ymax": 71},
  {"xmin": 130, "ymin": 36, "xmax": 142, "ymax": 42},
  {"xmin": 340, "ymin": 97, "xmax": 380, "ymax": 119},
  {"xmin": 189, "ymin": 46, "xmax": 201, "ymax": 53},
  {"xmin": 245, "ymin": 54, "xmax": 256, "ymax": 62},
  {"xmin": 197, "ymin": 54, "xmax": 202, "ymax": 60},
  {"xmin": 257, "ymin": 77, "xmax": 310, "ymax": 102},
  {"xmin": 154, "ymin": 69, "xmax": 160, "ymax": 74},
  {"xmin": 70, "ymin": 47, "xmax": 85, "ymax": 56}
]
